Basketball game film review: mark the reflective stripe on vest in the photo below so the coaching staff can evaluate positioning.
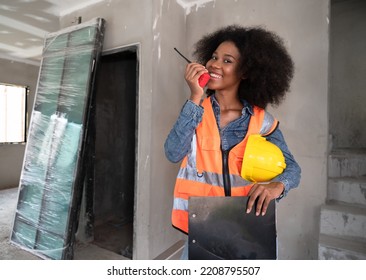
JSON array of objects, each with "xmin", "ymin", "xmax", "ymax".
[
  {"xmin": 261, "ymin": 110, "xmax": 278, "ymax": 136},
  {"xmin": 172, "ymin": 97, "xmax": 278, "ymax": 233},
  {"xmin": 177, "ymin": 166, "xmax": 253, "ymax": 188}
]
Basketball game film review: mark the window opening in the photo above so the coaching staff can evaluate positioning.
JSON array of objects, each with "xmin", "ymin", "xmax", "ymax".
[{"xmin": 0, "ymin": 83, "xmax": 28, "ymax": 143}]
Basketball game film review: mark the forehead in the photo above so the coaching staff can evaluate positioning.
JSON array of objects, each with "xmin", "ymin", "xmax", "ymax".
[{"xmin": 214, "ymin": 41, "xmax": 240, "ymax": 58}]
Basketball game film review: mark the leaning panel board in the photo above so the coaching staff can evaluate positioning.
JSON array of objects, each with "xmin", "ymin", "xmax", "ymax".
[{"xmin": 11, "ymin": 18, "xmax": 105, "ymax": 260}]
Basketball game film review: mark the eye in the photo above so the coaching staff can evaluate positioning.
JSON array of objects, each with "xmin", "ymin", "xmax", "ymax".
[
  {"xmin": 224, "ymin": 59, "xmax": 232, "ymax": 63},
  {"xmin": 211, "ymin": 55, "xmax": 217, "ymax": 60}
]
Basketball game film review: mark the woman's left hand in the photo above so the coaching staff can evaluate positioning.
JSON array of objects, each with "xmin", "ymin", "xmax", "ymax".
[{"xmin": 246, "ymin": 182, "xmax": 284, "ymax": 216}]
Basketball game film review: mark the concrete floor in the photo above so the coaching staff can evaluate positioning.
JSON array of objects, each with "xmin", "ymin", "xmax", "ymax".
[
  {"xmin": 0, "ymin": 187, "xmax": 129, "ymax": 260},
  {"xmin": 0, "ymin": 187, "xmax": 183, "ymax": 260}
]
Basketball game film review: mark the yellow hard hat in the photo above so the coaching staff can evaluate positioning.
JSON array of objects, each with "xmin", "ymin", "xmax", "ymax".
[{"xmin": 241, "ymin": 134, "xmax": 286, "ymax": 182}]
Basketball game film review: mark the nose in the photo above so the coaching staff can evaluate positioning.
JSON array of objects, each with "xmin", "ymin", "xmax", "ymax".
[{"xmin": 208, "ymin": 59, "xmax": 220, "ymax": 70}]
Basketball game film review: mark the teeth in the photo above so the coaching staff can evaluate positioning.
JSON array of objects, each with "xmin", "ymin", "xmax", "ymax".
[{"xmin": 210, "ymin": 73, "xmax": 222, "ymax": 79}]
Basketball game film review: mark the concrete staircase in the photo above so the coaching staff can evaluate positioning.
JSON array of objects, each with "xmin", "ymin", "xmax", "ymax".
[{"xmin": 318, "ymin": 149, "xmax": 366, "ymax": 259}]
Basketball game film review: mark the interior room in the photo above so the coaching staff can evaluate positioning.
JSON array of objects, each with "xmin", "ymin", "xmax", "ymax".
[{"xmin": 0, "ymin": 0, "xmax": 365, "ymax": 260}]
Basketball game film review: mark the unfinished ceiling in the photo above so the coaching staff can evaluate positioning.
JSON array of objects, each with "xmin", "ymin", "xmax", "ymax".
[
  {"xmin": 0, "ymin": 0, "xmax": 210, "ymax": 65},
  {"xmin": 0, "ymin": 0, "xmax": 106, "ymax": 65}
]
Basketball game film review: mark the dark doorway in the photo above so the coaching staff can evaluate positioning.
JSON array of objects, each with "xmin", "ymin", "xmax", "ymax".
[{"xmin": 92, "ymin": 46, "xmax": 138, "ymax": 258}]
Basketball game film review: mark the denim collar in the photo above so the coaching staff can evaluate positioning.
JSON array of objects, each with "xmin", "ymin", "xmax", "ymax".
[{"xmin": 210, "ymin": 94, "xmax": 253, "ymax": 116}]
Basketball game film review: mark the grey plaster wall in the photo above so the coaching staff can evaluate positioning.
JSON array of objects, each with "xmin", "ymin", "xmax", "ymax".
[
  {"xmin": 329, "ymin": 0, "xmax": 366, "ymax": 148},
  {"xmin": 60, "ymin": 0, "xmax": 186, "ymax": 259},
  {"xmin": 150, "ymin": 0, "xmax": 187, "ymax": 258},
  {"xmin": 0, "ymin": 58, "xmax": 39, "ymax": 190},
  {"xmin": 184, "ymin": 0, "xmax": 329, "ymax": 259}
]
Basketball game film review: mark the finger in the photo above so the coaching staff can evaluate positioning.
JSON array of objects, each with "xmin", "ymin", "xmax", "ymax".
[
  {"xmin": 189, "ymin": 63, "xmax": 206, "ymax": 72},
  {"xmin": 260, "ymin": 198, "xmax": 271, "ymax": 216},
  {"xmin": 191, "ymin": 68, "xmax": 207, "ymax": 80},
  {"xmin": 247, "ymin": 183, "xmax": 258, "ymax": 197},
  {"xmin": 186, "ymin": 63, "xmax": 204, "ymax": 72},
  {"xmin": 255, "ymin": 193, "xmax": 266, "ymax": 216},
  {"xmin": 196, "ymin": 68, "xmax": 208, "ymax": 77},
  {"xmin": 184, "ymin": 64, "xmax": 195, "ymax": 79},
  {"xmin": 246, "ymin": 192, "xmax": 259, "ymax": 214},
  {"xmin": 246, "ymin": 184, "xmax": 259, "ymax": 213}
]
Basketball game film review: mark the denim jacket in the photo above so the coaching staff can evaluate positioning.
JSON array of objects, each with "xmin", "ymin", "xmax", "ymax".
[{"xmin": 164, "ymin": 96, "xmax": 301, "ymax": 198}]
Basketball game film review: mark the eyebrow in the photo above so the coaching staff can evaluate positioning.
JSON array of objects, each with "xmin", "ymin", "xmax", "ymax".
[{"xmin": 213, "ymin": 51, "xmax": 238, "ymax": 60}]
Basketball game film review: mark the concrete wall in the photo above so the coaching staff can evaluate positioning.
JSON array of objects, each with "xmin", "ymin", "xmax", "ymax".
[
  {"xmin": 0, "ymin": 59, "xmax": 39, "ymax": 190},
  {"xmin": 150, "ymin": 0, "xmax": 188, "ymax": 259},
  {"xmin": 184, "ymin": 0, "xmax": 329, "ymax": 259},
  {"xmin": 329, "ymin": 0, "xmax": 366, "ymax": 148}
]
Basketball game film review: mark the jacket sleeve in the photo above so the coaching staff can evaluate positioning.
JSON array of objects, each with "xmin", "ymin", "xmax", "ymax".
[
  {"xmin": 266, "ymin": 126, "xmax": 301, "ymax": 199},
  {"xmin": 164, "ymin": 100, "xmax": 203, "ymax": 163}
]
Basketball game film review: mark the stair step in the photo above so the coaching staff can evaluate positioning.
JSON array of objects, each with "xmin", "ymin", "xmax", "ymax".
[
  {"xmin": 320, "ymin": 203, "xmax": 366, "ymax": 240},
  {"xmin": 328, "ymin": 177, "xmax": 366, "ymax": 207},
  {"xmin": 318, "ymin": 234, "xmax": 366, "ymax": 259},
  {"xmin": 328, "ymin": 148, "xmax": 366, "ymax": 177}
]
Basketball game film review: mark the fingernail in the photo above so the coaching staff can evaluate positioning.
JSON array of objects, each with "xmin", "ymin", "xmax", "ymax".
[
  {"xmin": 246, "ymin": 209, "xmax": 250, "ymax": 214},
  {"xmin": 256, "ymin": 212, "xmax": 259, "ymax": 216}
]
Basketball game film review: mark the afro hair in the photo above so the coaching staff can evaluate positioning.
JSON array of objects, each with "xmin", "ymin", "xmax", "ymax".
[{"xmin": 193, "ymin": 25, "xmax": 294, "ymax": 109}]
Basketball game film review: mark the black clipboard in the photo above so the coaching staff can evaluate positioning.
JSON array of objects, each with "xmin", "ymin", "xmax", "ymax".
[{"xmin": 188, "ymin": 196, "xmax": 277, "ymax": 260}]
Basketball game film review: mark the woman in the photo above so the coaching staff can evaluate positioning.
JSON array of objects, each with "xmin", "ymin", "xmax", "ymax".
[{"xmin": 164, "ymin": 25, "xmax": 301, "ymax": 259}]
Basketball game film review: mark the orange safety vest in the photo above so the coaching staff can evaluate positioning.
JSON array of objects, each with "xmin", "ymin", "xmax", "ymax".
[{"xmin": 171, "ymin": 97, "xmax": 278, "ymax": 233}]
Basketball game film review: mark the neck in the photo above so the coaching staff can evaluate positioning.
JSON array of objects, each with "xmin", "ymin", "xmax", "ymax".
[{"xmin": 214, "ymin": 90, "xmax": 242, "ymax": 110}]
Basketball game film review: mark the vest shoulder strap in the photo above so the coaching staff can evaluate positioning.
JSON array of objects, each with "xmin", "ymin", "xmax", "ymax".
[
  {"xmin": 251, "ymin": 106, "xmax": 278, "ymax": 136},
  {"xmin": 200, "ymin": 97, "xmax": 278, "ymax": 136}
]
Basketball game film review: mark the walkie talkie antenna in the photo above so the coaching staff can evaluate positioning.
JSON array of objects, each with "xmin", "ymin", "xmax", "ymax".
[
  {"xmin": 174, "ymin": 47, "xmax": 192, "ymax": 63},
  {"xmin": 173, "ymin": 47, "xmax": 210, "ymax": 88}
]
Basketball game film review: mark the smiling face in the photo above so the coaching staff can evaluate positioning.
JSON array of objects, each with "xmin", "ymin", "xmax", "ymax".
[{"xmin": 205, "ymin": 41, "xmax": 242, "ymax": 93}]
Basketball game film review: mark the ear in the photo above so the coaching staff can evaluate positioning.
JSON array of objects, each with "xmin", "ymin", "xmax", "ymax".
[{"xmin": 241, "ymin": 71, "xmax": 247, "ymax": 80}]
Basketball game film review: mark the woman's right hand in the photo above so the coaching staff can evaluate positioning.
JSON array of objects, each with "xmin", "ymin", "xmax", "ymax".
[{"xmin": 185, "ymin": 63, "xmax": 208, "ymax": 105}]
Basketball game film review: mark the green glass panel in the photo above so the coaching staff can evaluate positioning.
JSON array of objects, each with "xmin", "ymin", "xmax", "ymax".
[
  {"xmin": 17, "ymin": 184, "xmax": 43, "ymax": 224},
  {"xmin": 60, "ymin": 52, "xmax": 92, "ymax": 123},
  {"xmin": 35, "ymin": 56, "xmax": 65, "ymax": 116},
  {"xmin": 35, "ymin": 231, "xmax": 65, "ymax": 260},
  {"xmin": 69, "ymin": 26, "xmax": 97, "ymax": 46},
  {"xmin": 11, "ymin": 18, "xmax": 105, "ymax": 260},
  {"xmin": 44, "ymin": 33, "xmax": 68, "ymax": 52},
  {"xmin": 12, "ymin": 220, "xmax": 37, "ymax": 249},
  {"xmin": 38, "ymin": 200, "xmax": 69, "ymax": 235}
]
